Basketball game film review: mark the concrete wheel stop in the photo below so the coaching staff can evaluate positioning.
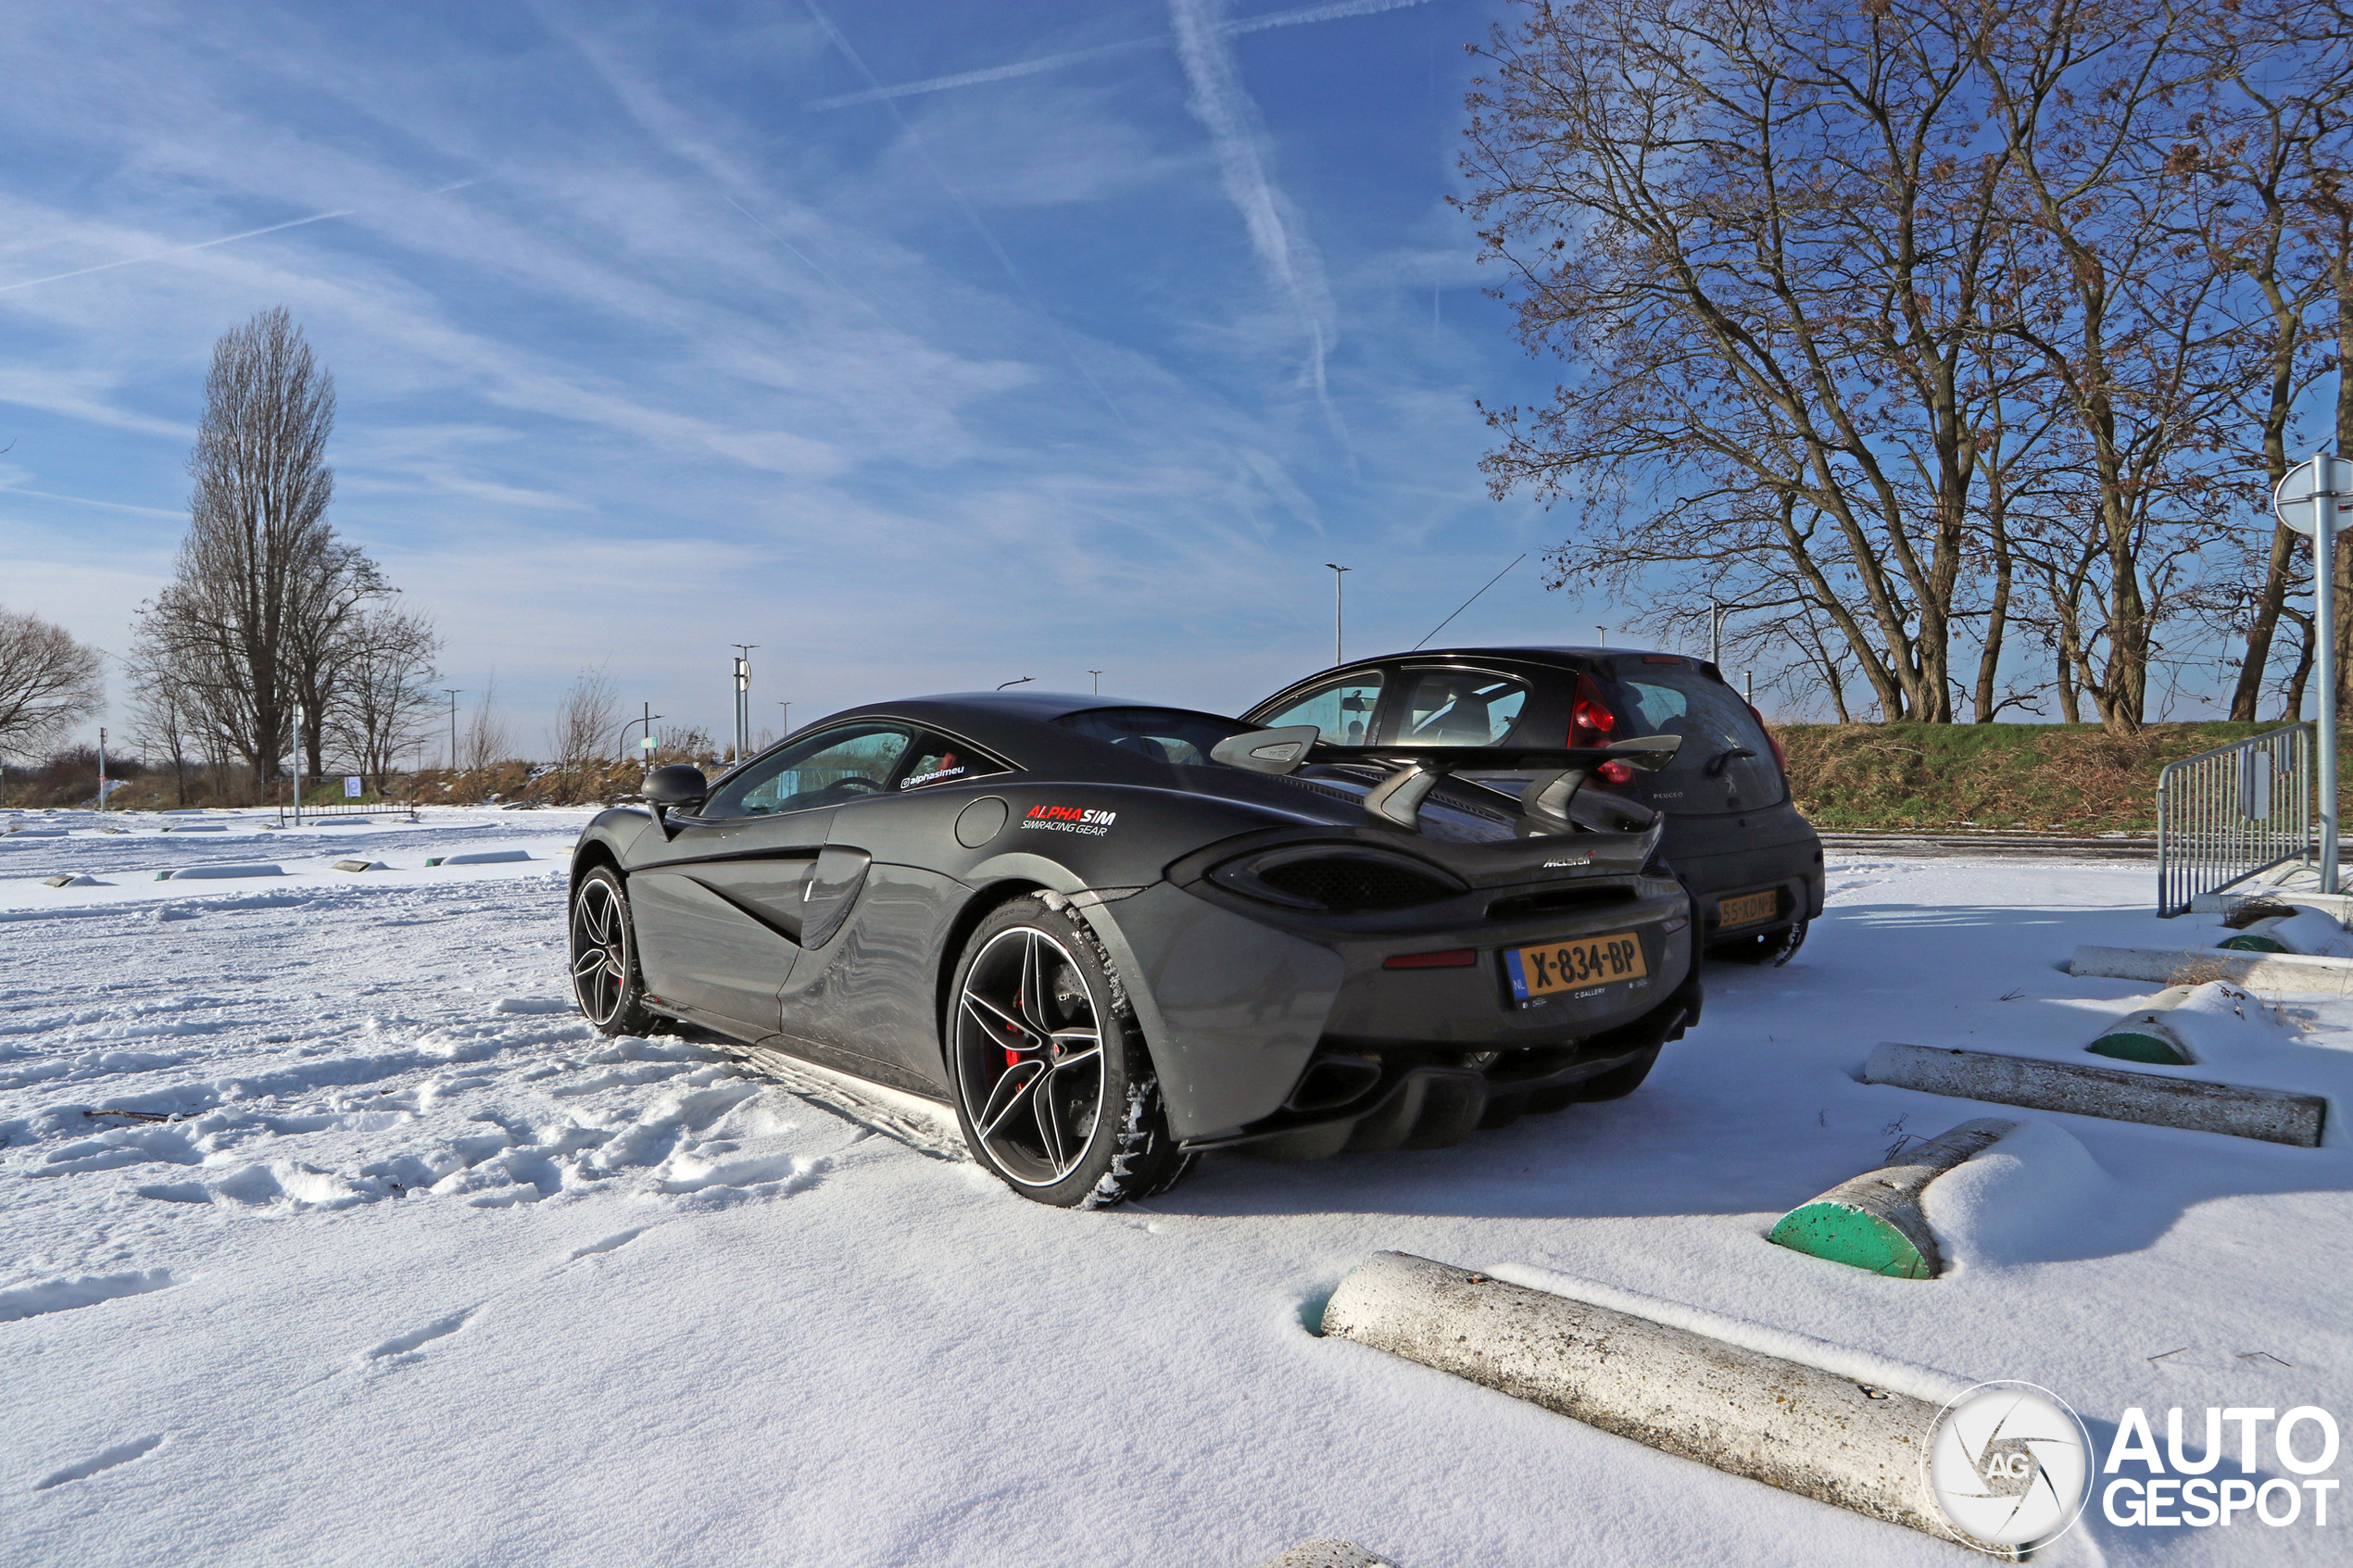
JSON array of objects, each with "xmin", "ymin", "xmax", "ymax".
[
  {"xmin": 1766, "ymin": 1118, "xmax": 2015, "ymax": 1278},
  {"xmin": 1862, "ymin": 1042, "xmax": 2325, "ymax": 1147},
  {"xmin": 1319, "ymin": 1251, "xmax": 1992, "ymax": 1553},
  {"xmin": 2070, "ymin": 943, "xmax": 2353, "ymax": 995}
]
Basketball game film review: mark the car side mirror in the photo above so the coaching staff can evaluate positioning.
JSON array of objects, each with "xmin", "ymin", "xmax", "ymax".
[{"xmin": 645, "ymin": 765, "xmax": 709, "ymax": 809}]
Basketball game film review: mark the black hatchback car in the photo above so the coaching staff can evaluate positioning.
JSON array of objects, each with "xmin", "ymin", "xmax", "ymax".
[{"xmin": 1247, "ymin": 646, "xmax": 1822, "ymax": 961}]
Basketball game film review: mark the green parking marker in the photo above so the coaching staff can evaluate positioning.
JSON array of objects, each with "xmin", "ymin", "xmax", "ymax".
[
  {"xmin": 1766, "ymin": 1118, "xmax": 2017, "ymax": 1279},
  {"xmin": 2086, "ymin": 1028, "xmax": 2193, "ymax": 1066}
]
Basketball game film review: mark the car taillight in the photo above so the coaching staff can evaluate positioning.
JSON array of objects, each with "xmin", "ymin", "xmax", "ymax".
[
  {"xmin": 1382, "ymin": 948, "xmax": 1478, "ymax": 969},
  {"xmin": 1596, "ymin": 759, "xmax": 1634, "ymax": 785},
  {"xmin": 1748, "ymin": 703, "xmax": 1787, "ymax": 771},
  {"xmin": 1208, "ymin": 847, "xmax": 1466, "ymax": 910},
  {"xmin": 1570, "ymin": 673, "xmax": 1617, "ymax": 747}
]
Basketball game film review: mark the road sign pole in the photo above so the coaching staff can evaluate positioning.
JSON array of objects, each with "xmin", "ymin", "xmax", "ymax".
[
  {"xmin": 2319, "ymin": 453, "xmax": 2341, "ymax": 895},
  {"xmin": 2272, "ymin": 453, "xmax": 2348, "ymax": 893}
]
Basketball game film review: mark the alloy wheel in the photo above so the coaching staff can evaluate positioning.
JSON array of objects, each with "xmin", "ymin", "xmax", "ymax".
[
  {"xmin": 952, "ymin": 925, "xmax": 1107, "ymax": 1186},
  {"xmin": 570, "ymin": 876, "xmax": 629, "ymax": 1027}
]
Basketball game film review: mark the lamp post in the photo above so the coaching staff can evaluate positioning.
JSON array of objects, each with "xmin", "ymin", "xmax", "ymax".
[
  {"xmin": 1088, "ymin": 669, "xmax": 1103, "ymax": 695},
  {"xmin": 629, "ymin": 702, "xmax": 661, "ymax": 783},
  {"xmin": 1325, "ymin": 563, "xmax": 1351, "ymax": 666},
  {"xmin": 997, "ymin": 676, "xmax": 1034, "ymax": 691},
  {"xmin": 442, "ymin": 689, "xmax": 462, "ymax": 773},
  {"xmin": 777, "ymin": 700, "xmax": 792, "ymax": 739},
  {"xmin": 96, "ymin": 726, "xmax": 107, "ymax": 813},
  {"xmin": 729, "ymin": 645, "xmax": 757, "ymax": 764}
]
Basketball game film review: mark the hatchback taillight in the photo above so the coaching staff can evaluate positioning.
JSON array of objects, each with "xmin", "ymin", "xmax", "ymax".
[
  {"xmin": 1570, "ymin": 673, "xmax": 1617, "ymax": 747},
  {"xmin": 1748, "ymin": 703, "xmax": 1787, "ymax": 772}
]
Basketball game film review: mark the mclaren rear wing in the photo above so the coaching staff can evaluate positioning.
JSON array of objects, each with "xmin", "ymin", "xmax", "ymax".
[{"xmin": 1208, "ymin": 725, "xmax": 1682, "ymax": 830}]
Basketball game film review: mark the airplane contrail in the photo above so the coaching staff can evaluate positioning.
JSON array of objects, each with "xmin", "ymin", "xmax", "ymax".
[
  {"xmin": 803, "ymin": 0, "xmax": 1132, "ymax": 429},
  {"xmin": 0, "ymin": 179, "xmax": 482, "ymax": 297},
  {"xmin": 805, "ymin": 0, "xmax": 1434, "ymax": 110}
]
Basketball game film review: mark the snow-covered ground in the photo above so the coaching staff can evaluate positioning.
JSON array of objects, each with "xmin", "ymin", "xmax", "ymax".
[{"xmin": 3, "ymin": 820, "xmax": 2347, "ymax": 1566}]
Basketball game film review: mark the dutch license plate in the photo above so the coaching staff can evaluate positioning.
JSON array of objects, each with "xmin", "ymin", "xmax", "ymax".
[
  {"xmin": 1504, "ymin": 932, "xmax": 1648, "ymax": 1000},
  {"xmin": 1718, "ymin": 890, "xmax": 1780, "ymax": 930}
]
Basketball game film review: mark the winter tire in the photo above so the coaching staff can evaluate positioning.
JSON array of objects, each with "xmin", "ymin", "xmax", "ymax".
[
  {"xmin": 569, "ymin": 865, "xmax": 659, "ymax": 1036},
  {"xmin": 947, "ymin": 897, "xmax": 1193, "ymax": 1208},
  {"xmin": 1711, "ymin": 916, "xmax": 1808, "ymax": 967}
]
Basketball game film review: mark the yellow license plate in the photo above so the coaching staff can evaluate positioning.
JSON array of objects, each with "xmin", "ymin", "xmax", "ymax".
[
  {"xmin": 1504, "ymin": 932, "xmax": 1648, "ymax": 999},
  {"xmin": 1718, "ymin": 890, "xmax": 1780, "ymax": 930}
]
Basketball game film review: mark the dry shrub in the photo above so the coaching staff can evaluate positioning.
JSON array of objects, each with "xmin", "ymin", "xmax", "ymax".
[{"xmin": 2165, "ymin": 957, "xmax": 2246, "ymax": 987}]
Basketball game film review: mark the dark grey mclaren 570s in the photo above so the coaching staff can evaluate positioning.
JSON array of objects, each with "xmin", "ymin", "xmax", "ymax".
[{"xmin": 565, "ymin": 691, "xmax": 1703, "ymax": 1207}]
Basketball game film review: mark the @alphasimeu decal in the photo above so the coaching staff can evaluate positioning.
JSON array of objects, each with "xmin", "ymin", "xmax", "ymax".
[{"xmin": 1925, "ymin": 1381, "xmax": 2093, "ymax": 1550}]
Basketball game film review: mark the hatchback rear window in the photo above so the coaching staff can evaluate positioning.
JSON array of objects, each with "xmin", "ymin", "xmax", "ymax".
[{"xmin": 1604, "ymin": 663, "xmax": 1784, "ymax": 809}]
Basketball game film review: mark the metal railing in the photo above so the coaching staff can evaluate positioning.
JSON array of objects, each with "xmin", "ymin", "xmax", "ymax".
[
  {"xmin": 277, "ymin": 798, "xmax": 412, "ymax": 826},
  {"xmin": 2156, "ymin": 726, "xmax": 2311, "ymax": 916}
]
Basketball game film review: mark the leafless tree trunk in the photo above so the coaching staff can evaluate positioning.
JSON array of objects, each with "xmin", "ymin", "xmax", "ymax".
[
  {"xmin": 462, "ymin": 677, "xmax": 513, "ymax": 773},
  {"xmin": 327, "ymin": 606, "xmax": 441, "ymax": 793},
  {"xmin": 548, "ymin": 666, "xmax": 619, "ymax": 771},
  {"xmin": 286, "ymin": 541, "xmax": 386, "ymax": 783},
  {"xmin": 123, "ymin": 643, "xmax": 198, "ymax": 807},
  {"xmin": 0, "ymin": 606, "xmax": 105, "ymax": 761}
]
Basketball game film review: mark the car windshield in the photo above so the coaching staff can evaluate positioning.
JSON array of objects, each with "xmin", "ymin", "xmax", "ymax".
[{"xmin": 1053, "ymin": 707, "xmax": 1253, "ymax": 768}]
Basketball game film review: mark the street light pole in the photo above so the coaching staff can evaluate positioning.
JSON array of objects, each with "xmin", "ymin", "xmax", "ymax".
[
  {"xmin": 637, "ymin": 701, "xmax": 659, "ymax": 782},
  {"xmin": 1325, "ymin": 563, "xmax": 1350, "ymax": 666},
  {"xmin": 777, "ymin": 700, "xmax": 792, "ymax": 738},
  {"xmin": 729, "ymin": 645, "xmax": 758, "ymax": 765},
  {"xmin": 442, "ymin": 690, "xmax": 461, "ymax": 774},
  {"xmin": 1088, "ymin": 669, "xmax": 1103, "ymax": 695}
]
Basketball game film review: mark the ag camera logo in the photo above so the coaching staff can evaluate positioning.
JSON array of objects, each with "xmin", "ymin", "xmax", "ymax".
[{"xmin": 1924, "ymin": 1382, "xmax": 2092, "ymax": 1551}]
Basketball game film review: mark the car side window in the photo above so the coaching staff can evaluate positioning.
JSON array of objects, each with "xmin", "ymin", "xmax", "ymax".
[
  {"xmin": 699, "ymin": 724, "xmax": 913, "ymax": 819},
  {"xmin": 897, "ymin": 733, "xmax": 1011, "ymax": 792},
  {"xmin": 1390, "ymin": 670, "xmax": 1529, "ymax": 746},
  {"xmin": 1257, "ymin": 672, "xmax": 1384, "ymax": 745}
]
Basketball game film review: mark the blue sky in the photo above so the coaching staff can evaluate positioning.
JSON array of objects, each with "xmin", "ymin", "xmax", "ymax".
[{"xmin": 0, "ymin": 0, "xmax": 1655, "ymax": 759}]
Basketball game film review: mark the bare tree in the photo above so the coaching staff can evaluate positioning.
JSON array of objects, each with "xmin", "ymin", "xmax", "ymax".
[
  {"xmin": 547, "ymin": 665, "xmax": 619, "ymax": 771},
  {"xmin": 1464, "ymin": 0, "xmax": 2339, "ymax": 729},
  {"xmin": 136, "ymin": 307, "xmax": 368, "ymax": 785},
  {"xmin": 0, "ymin": 606, "xmax": 105, "ymax": 760},
  {"xmin": 461, "ymin": 676, "xmax": 513, "ymax": 773},
  {"xmin": 1462, "ymin": 0, "xmax": 2070, "ymax": 721},
  {"xmin": 286, "ymin": 540, "xmax": 387, "ymax": 782},
  {"xmin": 123, "ymin": 646, "xmax": 199, "ymax": 807},
  {"xmin": 328, "ymin": 606, "xmax": 441, "ymax": 792}
]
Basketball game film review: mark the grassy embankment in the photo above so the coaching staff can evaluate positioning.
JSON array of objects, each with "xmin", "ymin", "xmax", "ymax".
[{"xmin": 1777, "ymin": 721, "xmax": 2347, "ymax": 834}]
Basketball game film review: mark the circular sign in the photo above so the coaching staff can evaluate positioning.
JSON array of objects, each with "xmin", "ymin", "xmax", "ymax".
[
  {"xmin": 1923, "ymin": 1381, "xmax": 2092, "ymax": 1551},
  {"xmin": 2273, "ymin": 456, "xmax": 2351, "ymax": 538}
]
